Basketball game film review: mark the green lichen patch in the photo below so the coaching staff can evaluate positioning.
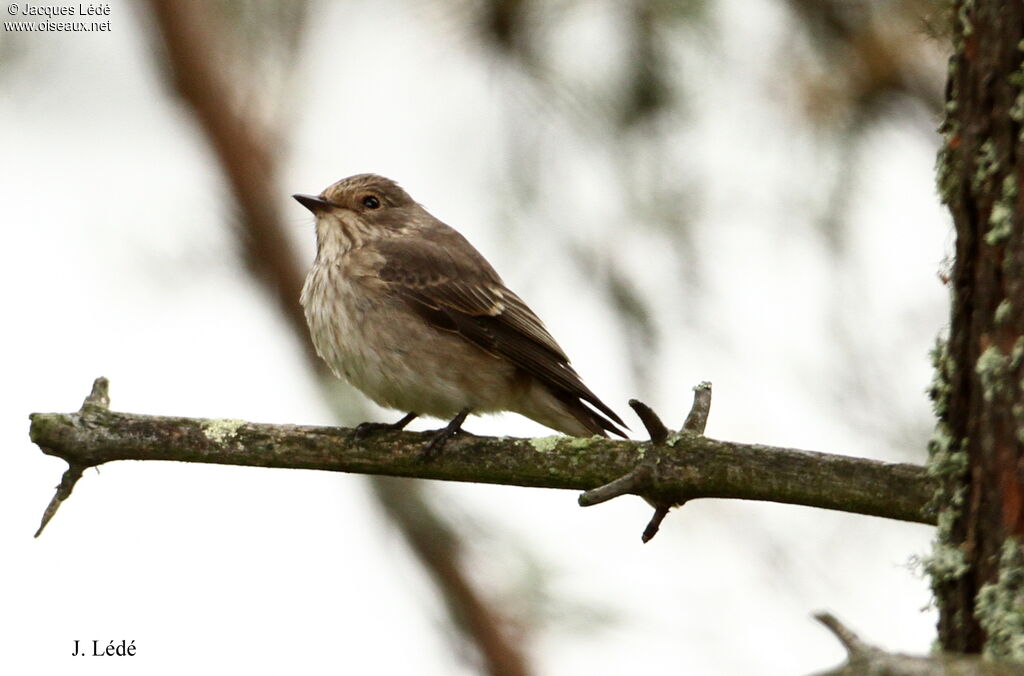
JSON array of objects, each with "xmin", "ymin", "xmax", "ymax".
[
  {"xmin": 923, "ymin": 485, "xmax": 970, "ymax": 590},
  {"xmin": 664, "ymin": 432, "xmax": 692, "ymax": 451},
  {"xmin": 925, "ymin": 539, "xmax": 971, "ymax": 584},
  {"xmin": 529, "ymin": 436, "xmax": 561, "ymax": 454},
  {"xmin": 936, "ymin": 143, "xmax": 961, "ymax": 206},
  {"xmin": 926, "ymin": 336, "xmax": 963, "ymax": 482},
  {"xmin": 985, "ymin": 173, "xmax": 1018, "ymax": 246},
  {"xmin": 567, "ymin": 437, "xmax": 595, "ymax": 451},
  {"xmin": 925, "ymin": 334, "xmax": 971, "ymax": 595},
  {"xmin": 987, "ymin": 204, "xmax": 1014, "ymax": 246},
  {"xmin": 1011, "ymin": 40, "xmax": 1024, "ymax": 132},
  {"xmin": 928, "ymin": 430, "xmax": 967, "ymax": 478},
  {"xmin": 1012, "ymin": 338, "xmax": 1024, "ymax": 370},
  {"xmin": 956, "ymin": 0, "xmax": 974, "ymax": 39},
  {"xmin": 996, "ymin": 299, "xmax": 1014, "ymax": 325},
  {"xmin": 202, "ymin": 418, "xmax": 246, "ymax": 444},
  {"xmin": 929, "ymin": 337, "xmax": 955, "ymax": 420},
  {"xmin": 973, "ymin": 139, "xmax": 999, "ymax": 192},
  {"xmin": 976, "ymin": 345, "xmax": 1012, "ymax": 402},
  {"xmin": 1013, "ymin": 92, "xmax": 1024, "ymax": 127},
  {"xmin": 976, "ymin": 538, "xmax": 1024, "ymax": 661}
]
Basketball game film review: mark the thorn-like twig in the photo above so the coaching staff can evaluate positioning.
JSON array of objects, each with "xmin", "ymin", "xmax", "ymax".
[
  {"xmin": 582, "ymin": 384, "xmax": 714, "ymax": 542},
  {"xmin": 578, "ymin": 397, "xmax": 669, "ymax": 508},
  {"xmin": 35, "ymin": 462, "xmax": 88, "ymax": 538},
  {"xmin": 82, "ymin": 376, "xmax": 110, "ymax": 410},
  {"xmin": 35, "ymin": 377, "xmax": 109, "ymax": 537},
  {"xmin": 813, "ymin": 612, "xmax": 871, "ymax": 656},
  {"xmin": 682, "ymin": 381, "xmax": 711, "ymax": 434},
  {"xmin": 628, "ymin": 399, "xmax": 669, "ymax": 443},
  {"xmin": 642, "ymin": 504, "xmax": 671, "ymax": 543},
  {"xmin": 578, "ymin": 466, "xmax": 654, "ymax": 506},
  {"xmin": 811, "ymin": 611, "xmax": 1024, "ymax": 674}
]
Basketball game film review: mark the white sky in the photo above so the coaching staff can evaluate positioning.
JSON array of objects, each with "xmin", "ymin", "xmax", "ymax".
[{"xmin": 2, "ymin": 1, "xmax": 950, "ymax": 674}]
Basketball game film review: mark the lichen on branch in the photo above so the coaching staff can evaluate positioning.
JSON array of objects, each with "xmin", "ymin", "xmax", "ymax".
[{"xmin": 28, "ymin": 379, "xmax": 937, "ymax": 537}]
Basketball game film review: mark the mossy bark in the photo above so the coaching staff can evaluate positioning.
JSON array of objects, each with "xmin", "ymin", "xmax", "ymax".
[
  {"xmin": 28, "ymin": 400, "xmax": 936, "ymax": 526},
  {"xmin": 933, "ymin": 0, "xmax": 1024, "ymax": 656}
]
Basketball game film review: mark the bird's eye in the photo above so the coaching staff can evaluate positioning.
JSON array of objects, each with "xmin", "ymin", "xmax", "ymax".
[{"xmin": 362, "ymin": 195, "xmax": 381, "ymax": 209}]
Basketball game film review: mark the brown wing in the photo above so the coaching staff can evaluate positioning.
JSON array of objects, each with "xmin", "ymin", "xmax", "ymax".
[{"xmin": 373, "ymin": 235, "xmax": 626, "ymax": 435}]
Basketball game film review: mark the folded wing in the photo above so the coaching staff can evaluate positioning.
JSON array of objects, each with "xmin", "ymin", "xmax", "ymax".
[{"xmin": 373, "ymin": 235, "xmax": 626, "ymax": 437}]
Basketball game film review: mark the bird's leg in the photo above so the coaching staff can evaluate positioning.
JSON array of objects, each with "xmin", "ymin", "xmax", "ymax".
[
  {"xmin": 352, "ymin": 412, "xmax": 418, "ymax": 441},
  {"xmin": 419, "ymin": 407, "xmax": 472, "ymax": 460}
]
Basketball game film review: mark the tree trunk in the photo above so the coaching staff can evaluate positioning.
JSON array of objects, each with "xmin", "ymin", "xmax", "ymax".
[{"xmin": 930, "ymin": 0, "xmax": 1024, "ymax": 658}]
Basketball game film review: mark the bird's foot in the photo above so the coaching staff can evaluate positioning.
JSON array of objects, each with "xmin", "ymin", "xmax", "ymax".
[
  {"xmin": 418, "ymin": 408, "xmax": 471, "ymax": 461},
  {"xmin": 351, "ymin": 412, "xmax": 418, "ymax": 442}
]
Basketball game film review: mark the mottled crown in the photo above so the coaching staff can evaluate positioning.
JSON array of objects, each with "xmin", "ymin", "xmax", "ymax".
[{"xmin": 321, "ymin": 174, "xmax": 415, "ymax": 210}]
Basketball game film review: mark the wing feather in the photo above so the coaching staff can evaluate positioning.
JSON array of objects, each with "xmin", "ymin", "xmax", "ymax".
[{"xmin": 373, "ymin": 237, "xmax": 625, "ymax": 433}]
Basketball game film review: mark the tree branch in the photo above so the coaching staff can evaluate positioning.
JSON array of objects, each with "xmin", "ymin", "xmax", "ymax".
[
  {"xmin": 580, "ymin": 382, "xmax": 716, "ymax": 542},
  {"xmin": 30, "ymin": 379, "xmax": 937, "ymax": 535},
  {"xmin": 812, "ymin": 612, "xmax": 1024, "ymax": 676}
]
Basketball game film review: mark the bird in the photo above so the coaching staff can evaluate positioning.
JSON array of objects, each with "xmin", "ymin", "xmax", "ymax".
[{"xmin": 294, "ymin": 173, "xmax": 626, "ymax": 456}]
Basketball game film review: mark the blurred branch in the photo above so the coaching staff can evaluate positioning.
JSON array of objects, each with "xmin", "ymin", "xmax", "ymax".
[
  {"xmin": 786, "ymin": 0, "xmax": 944, "ymax": 125},
  {"xmin": 811, "ymin": 612, "xmax": 1023, "ymax": 676},
  {"xmin": 144, "ymin": 0, "xmax": 310, "ymax": 358},
  {"xmin": 140, "ymin": 2, "xmax": 530, "ymax": 674},
  {"xmin": 31, "ymin": 379, "xmax": 937, "ymax": 531},
  {"xmin": 370, "ymin": 478, "xmax": 529, "ymax": 676}
]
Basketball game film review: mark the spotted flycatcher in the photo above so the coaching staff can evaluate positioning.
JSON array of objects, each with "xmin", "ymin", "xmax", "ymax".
[{"xmin": 295, "ymin": 174, "xmax": 626, "ymax": 455}]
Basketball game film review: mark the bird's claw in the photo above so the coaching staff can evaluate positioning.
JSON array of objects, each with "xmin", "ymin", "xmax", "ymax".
[
  {"xmin": 350, "ymin": 421, "xmax": 393, "ymax": 442},
  {"xmin": 350, "ymin": 412, "xmax": 418, "ymax": 442},
  {"xmin": 418, "ymin": 427, "xmax": 458, "ymax": 460},
  {"xmin": 418, "ymin": 407, "xmax": 472, "ymax": 461}
]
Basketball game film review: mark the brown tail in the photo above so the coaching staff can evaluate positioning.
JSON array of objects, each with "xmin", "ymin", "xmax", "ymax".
[{"xmin": 551, "ymin": 389, "xmax": 628, "ymax": 438}]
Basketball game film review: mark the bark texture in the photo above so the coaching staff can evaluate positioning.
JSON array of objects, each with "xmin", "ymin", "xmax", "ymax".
[
  {"xmin": 931, "ymin": 0, "xmax": 1024, "ymax": 657},
  {"xmin": 29, "ymin": 379, "xmax": 937, "ymax": 531}
]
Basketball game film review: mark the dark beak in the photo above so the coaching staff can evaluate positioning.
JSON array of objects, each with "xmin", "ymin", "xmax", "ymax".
[{"xmin": 293, "ymin": 194, "xmax": 333, "ymax": 213}]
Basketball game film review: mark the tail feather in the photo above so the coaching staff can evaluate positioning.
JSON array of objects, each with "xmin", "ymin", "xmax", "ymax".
[
  {"xmin": 514, "ymin": 380, "xmax": 628, "ymax": 438},
  {"xmin": 551, "ymin": 389, "xmax": 628, "ymax": 438}
]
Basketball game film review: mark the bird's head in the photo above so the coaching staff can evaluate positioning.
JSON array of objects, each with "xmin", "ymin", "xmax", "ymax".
[{"xmin": 294, "ymin": 174, "xmax": 419, "ymax": 256}]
